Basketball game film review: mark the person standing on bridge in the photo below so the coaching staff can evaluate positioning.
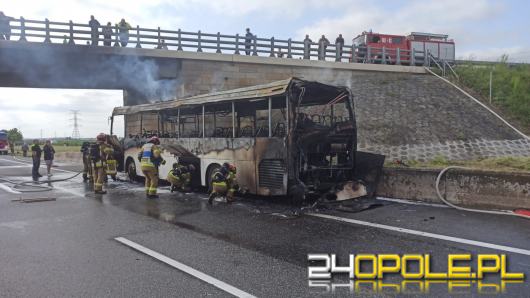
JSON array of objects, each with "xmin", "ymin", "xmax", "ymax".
[
  {"xmin": 0, "ymin": 11, "xmax": 14, "ymax": 40},
  {"xmin": 335, "ymin": 34, "xmax": 344, "ymax": 61},
  {"xmin": 117, "ymin": 18, "xmax": 131, "ymax": 47},
  {"xmin": 102, "ymin": 22, "xmax": 113, "ymax": 46},
  {"xmin": 318, "ymin": 35, "xmax": 329, "ymax": 61},
  {"xmin": 303, "ymin": 35, "xmax": 312, "ymax": 59},
  {"xmin": 88, "ymin": 15, "xmax": 101, "ymax": 46},
  {"xmin": 244, "ymin": 28, "xmax": 254, "ymax": 55},
  {"xmin": 30, "ymin": 139, "xmax": 42, "ymax": 181}
]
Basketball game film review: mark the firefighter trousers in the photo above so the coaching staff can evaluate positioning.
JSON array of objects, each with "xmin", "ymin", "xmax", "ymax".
[
  {"xmin": 142, "ymin": 167, "xmax": 159, "ymax": 195},
  {"xmin": 93, "ymin": 166, "xmax": 106, "ymax": 192}
]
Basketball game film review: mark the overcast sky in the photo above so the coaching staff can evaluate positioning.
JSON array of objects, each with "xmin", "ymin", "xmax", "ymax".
[{"xmin": 1, "ymin": 0, "xmax": 529, "ymax": 138}]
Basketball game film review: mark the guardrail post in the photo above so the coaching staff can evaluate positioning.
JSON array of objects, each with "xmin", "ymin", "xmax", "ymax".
[
  {"xmin": 216, "ymin": 32, "xmax": 221, "ymax": 53},
  {"xmin": 382, "ymin": 47, "xmax": 386, "ymax": 64},
  {"xmin": 197, "ymin": 30, "xmax": 202, "ymax": 52},
  {"xmin": 234, "ymin": 34, "xmax": 240, "ymax": 55},
  {"xmin": 44, "ymin": 18, "xmax": 51, "ymax": 43},
  {"xmin": 19, "ymin": 17, "xmax": 27, "ymax": 41},
  {"xmin": 177, "ymin": 29, "xmax": 183, "ymax": 51},
  {"xmin": 287, "ymin": 38, "xmax": 292, "ymax": 58},
  {"xmin": 252, "ymin": 35, "xmax": 258, "ymax": 56},
  {"xmin": 269, "ymin": 37, "xmax": 275, "ymax": 57},
  {"xmin": 136, "ymin": 25, "xmax": 141, "ymax": 48},
  {"xmin": 68, "ymin": 20, "xmax": 75, "ymax": 45},
  {"xmin": 157, "ymin": 26, "xmax": 161, "ymax": 48},
  {"xmin": 396, "ymin": 48, "xmax": 401, "ymax": 65},
  {"xmin": 114, "ymin": 24, "xmax": 120, "ymax": 47},
  {"xmin": 366, "ymin": 46, "xmax": 371, "ymax": 63},
  {"xmin": 411, "ymin": 48, "xmax": 415, "ymax": 65}
]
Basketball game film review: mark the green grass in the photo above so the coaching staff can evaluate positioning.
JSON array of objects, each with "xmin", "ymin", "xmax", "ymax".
[
  {"xmin": 386, "ymin": 156, "xmax": 530, "ymax": 172},
  {"xmin": 12, "ymin": 145, "xmax": 81, "ymax": 156},
  {"xmin": 454, "ymin": 58, "xmax": 530, "ymax": 128}
]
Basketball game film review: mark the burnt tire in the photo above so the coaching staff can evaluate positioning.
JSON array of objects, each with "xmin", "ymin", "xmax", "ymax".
[
  {"xmin": 206, "ymin": 164, "xmax": 221, "ymax": 193},
  {"xmin": 127, "ymin": 159, "xmax": 139, "ymax": 182}
]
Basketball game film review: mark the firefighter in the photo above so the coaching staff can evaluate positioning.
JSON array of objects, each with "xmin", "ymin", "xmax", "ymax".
[
  {"xmin": 80, "ymin": 141, "xmax": 92, "ymax": 182},
  {"xmin": 91, "ymin": 133, "xmax": 111, "ymax": 194},
  {"xmin": 103, "ymin": 136, "xmax": 117, "ymax": 181},
  {"xmin": 226, "ymin": 163, "xmax": 239, "ymax": 202},
  {"xmin": 208, "ymin": 163, "xmax": 237, "ymax": 204},
  {"xmin": 138, "ymin": 136, "xmax": 164, "ymax": 198},
  {"xmin": 167, "ymin": 163, "xmax": 195, "ymax": 193}
]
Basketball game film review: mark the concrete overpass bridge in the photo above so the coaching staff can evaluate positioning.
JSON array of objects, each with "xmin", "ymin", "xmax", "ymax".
[{"xmin": 0, "ymin": 17, "xmax": 528, "ymax": 162}]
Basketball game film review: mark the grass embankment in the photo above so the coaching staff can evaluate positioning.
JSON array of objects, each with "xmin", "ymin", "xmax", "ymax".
[
  {"xmin": 12, "ymin": 145, "xmax": 81, "ymax": 156},
  {"xmin": 385, "ymin": 156, "xmax": 530, "ymax": 173},
  {"xmin": 454, "ymin": 59, "xmax": 530, "ymax": 131}
]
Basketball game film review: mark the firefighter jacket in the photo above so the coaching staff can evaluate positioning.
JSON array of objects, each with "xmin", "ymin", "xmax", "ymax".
[
  {"xmin": 94, "ymin": 143, "xmax": 113, "ymax": 168},
  {"xmin": 139, "ymin": 143, "xmax": 163, "ymax": 169}
]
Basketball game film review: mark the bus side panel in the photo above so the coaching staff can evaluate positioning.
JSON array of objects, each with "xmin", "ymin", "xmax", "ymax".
[{"xmin": 255, "ymin": 137, "xmax": 288, "ymax": 196}]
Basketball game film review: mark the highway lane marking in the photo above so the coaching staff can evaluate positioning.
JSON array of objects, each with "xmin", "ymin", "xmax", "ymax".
[
  {"xmin": 115, "ymin": 237, "xmax": 256, "ymax": 298},
  {"xmin": 376, "ymin": 196, "xmax": 449, "ymax": 208},
  {"xmin": 0, "ymin": 157, "xmax": 76, "ymax": 173},
  {"xmin": 308, "ymin": 213, "xmax": 530, "ymax": 257},
  {"xmin": 0, "ymin": 165, "xmax": 32, "ymax": 168}
]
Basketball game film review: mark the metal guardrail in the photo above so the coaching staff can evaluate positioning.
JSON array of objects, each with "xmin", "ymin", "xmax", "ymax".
[{"xmin": 2, "ymin": 17, "xmax": 432, "ymax": 66}]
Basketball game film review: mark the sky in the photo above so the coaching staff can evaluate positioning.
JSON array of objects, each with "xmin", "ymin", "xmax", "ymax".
[{"xmin": 1, "ymin": 0, "xmax": 529, "ymax": 138}]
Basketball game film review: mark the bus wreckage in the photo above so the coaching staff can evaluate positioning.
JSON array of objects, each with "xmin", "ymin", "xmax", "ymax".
[{"xmin": 111, "ymin": 78, "xmax": 384, "ymax": 203}]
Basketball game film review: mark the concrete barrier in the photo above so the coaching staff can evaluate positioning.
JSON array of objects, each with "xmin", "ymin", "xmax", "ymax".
[{"xmin": 377, "ymin": 167, "xmax": 530, "ymax": 210}]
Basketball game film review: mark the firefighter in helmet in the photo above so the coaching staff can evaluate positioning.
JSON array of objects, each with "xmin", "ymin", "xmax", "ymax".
[
  {"xmin": 208, "ymin": 162, "xmax": 237, "ymax": 204},
  {"xmin": 92, "ymin": 133, "xmax": 112, "ymax": 194},
  {"xmin": 167, "ymin": 163, "xmax": 196, "ymax": 193},
  {"xmin": 138, "ymin": 136, "xmax": 165, "ymax": 198},
  {"xmin": 103, "ymin": 136, "xmax": 118, "ymax": 181},
  {"xmin": 80, "ymin": 141, "xmax": 92, "ymax": 182}
]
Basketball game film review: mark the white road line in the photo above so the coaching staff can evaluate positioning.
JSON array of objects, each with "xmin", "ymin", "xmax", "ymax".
[
  {"xmin": 115, "ymin": 237, "xmax": 256, "ymax": 298},
  {"xmin": 0, "ymin": 157, "xmax": 76, "ymax": 173},
  {"xmin": 0, "ymin": 183, "xmax": 21, "ymax": 194},
  {"xmin": 376, "ymin": 196, "xmax": 449, "ymax": 208},
  {"xmin": 0, "ymin": 165, "xmax": 32, "ymax": 169},
  {"xmin": 308, "ymin": 213, "xmax": 530, "ymax": 257}
]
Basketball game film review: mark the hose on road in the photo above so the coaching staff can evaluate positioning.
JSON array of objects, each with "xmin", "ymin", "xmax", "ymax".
[
  {"xmin": 435, "ymin": 166, "xmax": 529, "ymax": 219},
  {"xmin": 0, "ymin": 156, "xmax": 83, "ymax": 193}
]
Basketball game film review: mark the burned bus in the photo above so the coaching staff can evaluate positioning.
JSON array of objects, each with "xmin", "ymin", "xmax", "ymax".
[{"xmin": 111, "ymin": 78, "xmax": 374, "ymax": 202}]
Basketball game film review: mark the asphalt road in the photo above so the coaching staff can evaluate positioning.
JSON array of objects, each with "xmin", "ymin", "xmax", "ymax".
[{"xmin": 1, "ymin": 156, "xmax": 529, "ymax": 297}]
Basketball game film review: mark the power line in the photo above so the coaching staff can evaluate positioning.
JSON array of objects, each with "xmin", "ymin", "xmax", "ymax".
[{"xmin": 69, "ymin": 110, "xmax": 81, "ymax": 139}]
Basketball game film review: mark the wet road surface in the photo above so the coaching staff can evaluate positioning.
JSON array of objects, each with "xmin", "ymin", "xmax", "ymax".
[{"xmin": 1, "ymin": 156, "xmax": 529, "ymax": 297}]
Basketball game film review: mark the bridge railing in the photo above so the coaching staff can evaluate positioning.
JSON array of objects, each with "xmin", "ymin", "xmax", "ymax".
[{"xmin": 5, "ymin": 17, "xmax": 427, "ymax": 66}]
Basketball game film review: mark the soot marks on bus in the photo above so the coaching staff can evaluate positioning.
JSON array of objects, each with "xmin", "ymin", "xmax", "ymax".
[{"xmin": 113, "ymin": 78, "xmax": 384, "ymax": 202}]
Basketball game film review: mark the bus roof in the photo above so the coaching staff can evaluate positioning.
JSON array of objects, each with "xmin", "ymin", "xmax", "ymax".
[{"xmin": 112, "ymin": 77, "xmax": 350, "ymax": 116}]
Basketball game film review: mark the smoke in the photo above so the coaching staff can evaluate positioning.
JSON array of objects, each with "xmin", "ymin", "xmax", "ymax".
[{"xmin": 0, "ymin": 45, "xmax": 177, "ymax": 103}]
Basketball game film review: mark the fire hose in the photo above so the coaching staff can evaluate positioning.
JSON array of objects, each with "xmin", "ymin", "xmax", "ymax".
[
  {"xmin": 0, "ymin": 156, "xmax": 83, "ymax": 192},
  {"xmin": 435, "ymin": 166, "xmax": 530, "ymax": 219}
]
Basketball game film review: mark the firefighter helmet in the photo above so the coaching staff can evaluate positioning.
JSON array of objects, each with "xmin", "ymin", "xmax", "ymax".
[
  {"xmin": 96, "ymin": 133, "xmax": 106, "ymax": 142},
  {"xmin": 149, "ymin": 136, "xmax": 160, "ymax": 145}
]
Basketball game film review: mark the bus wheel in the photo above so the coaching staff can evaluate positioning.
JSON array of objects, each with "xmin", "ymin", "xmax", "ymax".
[
  {"xmin": 206, "ymin": 164, "xmax": 221, "ymax": 193},
  {"xmin": 127, "ymin": 159, "xmax": 138, "ymax": 181}
]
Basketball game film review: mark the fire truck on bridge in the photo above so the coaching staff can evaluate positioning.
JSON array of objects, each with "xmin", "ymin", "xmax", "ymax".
[{"xmin": 351, "ymin": 31, "xmax": 455, "ymax": 65}]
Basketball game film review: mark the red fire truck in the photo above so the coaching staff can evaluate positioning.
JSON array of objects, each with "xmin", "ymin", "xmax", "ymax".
[
  {"xmin": 0, "ymin": 130, "xmax": 9, "ymax": 155},
  {"xmin": 351, "ymin": 31, "xmax": 455, "ymax": 65}
]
